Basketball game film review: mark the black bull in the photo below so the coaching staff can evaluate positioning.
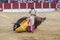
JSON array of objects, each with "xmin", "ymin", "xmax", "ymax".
[{"xmin": 13, "ymin": 17, "xmax": 46, "ymax": 31}]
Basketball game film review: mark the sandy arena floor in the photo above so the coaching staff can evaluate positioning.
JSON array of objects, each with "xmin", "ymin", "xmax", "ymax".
[{"xmin": 0, "ymin": 10, "xmax": 60, "ymax": 40}]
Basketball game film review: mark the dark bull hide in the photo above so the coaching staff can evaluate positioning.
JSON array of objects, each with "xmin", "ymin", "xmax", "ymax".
[{"xmin": 13, "ymin": 17, "xmax": 46, "ymax": 31}]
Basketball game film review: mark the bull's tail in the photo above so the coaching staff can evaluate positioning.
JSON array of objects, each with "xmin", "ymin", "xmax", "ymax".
[{"xmin": 42, "ymin": 17, "xmax": 46, "ymax": 22}]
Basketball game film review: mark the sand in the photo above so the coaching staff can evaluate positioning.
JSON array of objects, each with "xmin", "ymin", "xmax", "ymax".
[{"xmin": 0, "ymin": 10, "xmax": 60, "ymax": 40}]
